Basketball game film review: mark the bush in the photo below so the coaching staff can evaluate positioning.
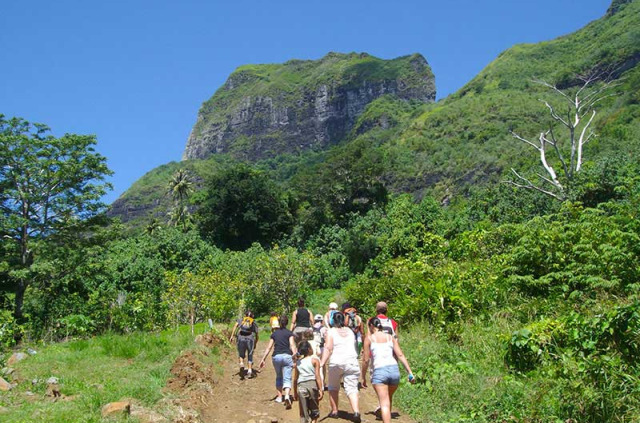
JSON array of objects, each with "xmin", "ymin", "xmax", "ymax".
[{"xmin": 0, "ymin": 309, "xmax": 22, "ymax": 350}]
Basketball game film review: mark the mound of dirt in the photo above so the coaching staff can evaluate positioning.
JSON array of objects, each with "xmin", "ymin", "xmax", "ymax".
[
  {"xmin": 167, "ymin": 351, "xmax": 216, "ymax": 392},
  {"xmin": 194, "ymin": 332, "xmax": 227, "ymax": 349}
]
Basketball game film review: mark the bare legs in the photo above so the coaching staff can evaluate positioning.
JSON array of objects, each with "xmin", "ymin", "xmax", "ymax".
[
  {"xmin": 373, "ymin": 384, "xmax": 398, "ymax": 423},
  {"xmin": 327, "ymin": 390, "xmax": 359, "ymax": 416},
  {"xmin": 328, "ymin": 389, "xmax": 339, "ymax": 414},
  {"xmin": 347, "ymin": 392, "xmax": 360, "ymax": 415}
]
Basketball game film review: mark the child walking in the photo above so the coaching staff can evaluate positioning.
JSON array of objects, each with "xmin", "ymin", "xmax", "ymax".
[{"xmin": 293, "ymin": 341, "xmax": 324, "ymax": 423}]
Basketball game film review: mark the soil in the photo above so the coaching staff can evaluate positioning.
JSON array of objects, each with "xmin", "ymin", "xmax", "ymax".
[{"xmin": 167, "ymin": 333, "xmax": 417, "ymax": 423}]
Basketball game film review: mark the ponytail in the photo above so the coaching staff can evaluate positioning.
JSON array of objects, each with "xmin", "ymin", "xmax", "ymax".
[{"xmin": 369, "ymin": 317, "xmax": 383, "ymax": 331}]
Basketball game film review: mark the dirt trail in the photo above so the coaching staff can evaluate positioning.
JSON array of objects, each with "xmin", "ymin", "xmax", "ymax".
[{"xmin": 170, "ymin": 333, "xmax": 417, "ymax": 423}]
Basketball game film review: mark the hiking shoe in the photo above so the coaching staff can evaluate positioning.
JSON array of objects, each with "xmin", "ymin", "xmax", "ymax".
[
  {"xmin": 353, "ymin": 412, "xmax": 361, "ymax": 423},
  {"xmin": 284, "ymin": 395, "xmax": 292, "ymax": 409},
  {"xmin": 374, "ymin": 407, "xmax": 382, "ymax": 418},
  {"xmin": 274, "ymin": 396, "xmax": 283, "ymax": 403}
]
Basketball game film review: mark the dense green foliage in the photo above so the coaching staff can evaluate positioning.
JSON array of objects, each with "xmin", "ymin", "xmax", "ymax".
[
  {"xmin": 0, "ymin": 115, "xmax": 112, "ymax": 319},
  {"xmin": 195, "ymin": 164, "xmax": 295, "ymax": 250},
  {"xmin": 2, "ymin": 2, "xmax": 640, "ymax": 421}
]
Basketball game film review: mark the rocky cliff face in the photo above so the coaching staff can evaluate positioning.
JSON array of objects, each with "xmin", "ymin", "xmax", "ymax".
[{"xmin": 183, "ymin": 52, "xmax": 436, "ymax": 161}]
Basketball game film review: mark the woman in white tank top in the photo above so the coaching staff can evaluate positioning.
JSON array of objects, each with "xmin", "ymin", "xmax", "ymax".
[
  {"xmin": 362, "ymin": 317, "xmax": 415, "ymax": 423},
  {"xmin": 320, "ymin": 312, "xmax": 361, "ymax": 422}
]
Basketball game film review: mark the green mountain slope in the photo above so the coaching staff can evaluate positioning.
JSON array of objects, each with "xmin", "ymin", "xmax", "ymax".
[
  {"xmin": 378, "ymin": 0, "xmax": 640, "ymax": 197},
  {"xmin": 109, "ymin": 0, "xmax": 640, "ymax": 228}
]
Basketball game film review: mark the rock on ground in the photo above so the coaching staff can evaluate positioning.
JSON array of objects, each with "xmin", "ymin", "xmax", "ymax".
[{"xmin": 101, "ymin": 401, "xmax": 131, "ymax": 418}]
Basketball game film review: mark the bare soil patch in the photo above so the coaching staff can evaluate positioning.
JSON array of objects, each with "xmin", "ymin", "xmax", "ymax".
[{"xmin": 166, "ymin": 334, "xmax": 417, "ymax": 423}]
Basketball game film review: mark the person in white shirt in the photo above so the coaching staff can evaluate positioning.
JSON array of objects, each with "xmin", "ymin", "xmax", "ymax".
[{"xmin": 320, "ymin": 312, "xmax": 361, "ymax": 423}]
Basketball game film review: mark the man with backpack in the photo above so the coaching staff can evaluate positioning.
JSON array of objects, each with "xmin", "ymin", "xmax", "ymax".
[
  {"xmin": 229, "ymin": 310, "xmax": 259, "ymax": 378},
  {"xmin": 342, "ymin": 302, "xmax": 364, "ymax": 356},
  {"xmin": 370, "ymin": 301, "xmax": 398, "ymax": 338}
]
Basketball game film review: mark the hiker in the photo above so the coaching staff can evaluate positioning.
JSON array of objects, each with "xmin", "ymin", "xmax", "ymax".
[
  {"xmin": 361, "ymin": 317, "xmax": 416, "ymax": 423},
  {"xmin": 311, "ymin": 314, "xmax": 328, "ymax": 390},
  {"xmin": 293, "ymin": 340, "xmax": 324, "ymax": 423},
  {"xmin": 368, "ymin": 301, "xmax": 398, "ymax": 338},
  {"xmin": 259, "ymin": 314, "xmax": 297, "ymax": 409},
  {"xmin": 229, "ymin": 310, "xmax": 259, "ymax": 378},
  {"xmin": 270, "ymin": 311, "xmax": 280, "ymax": 332},
  {"xmin": 320, "ymin": 312, "xmax": 361, "ymax": 423},
  {"xmin": 323, "ymin": 302, "xmax": 339, "ymax": 328},
  {"xmin": 342, "ymin": 302, "xmax": 364, "ymax": 355},
  {"xmin": 311, "ymin": 314, "xmax": 327, "ymax": 357},
  {"xmin": 290, "ymin": 298, "xmax": 314, "ymax": 342}
]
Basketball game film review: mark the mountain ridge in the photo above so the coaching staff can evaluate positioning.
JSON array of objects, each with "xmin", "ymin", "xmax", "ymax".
[{"xmin": 183, "ymin": 52, "xmax": 435, "ymax": 161}]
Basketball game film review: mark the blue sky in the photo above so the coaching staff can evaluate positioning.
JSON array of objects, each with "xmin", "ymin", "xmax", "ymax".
[{"xmin": 1, "ymin": 0, "xmax": 611, "ymax": 203}]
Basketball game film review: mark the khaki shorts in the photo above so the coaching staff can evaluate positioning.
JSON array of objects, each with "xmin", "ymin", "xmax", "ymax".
[{"xmin": 328, "ymin": 362, "xmax": 360, "ymax": 396}]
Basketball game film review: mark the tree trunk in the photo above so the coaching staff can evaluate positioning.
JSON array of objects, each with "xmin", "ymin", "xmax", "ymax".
[{"xmin": 14, "ymin": 280, "xmax": 27, "ymax": 320}]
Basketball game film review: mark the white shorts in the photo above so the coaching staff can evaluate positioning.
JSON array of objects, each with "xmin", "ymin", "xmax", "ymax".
[{"xmin": 328, "ymin": 362, "xmax": 360, "ymax": 396}]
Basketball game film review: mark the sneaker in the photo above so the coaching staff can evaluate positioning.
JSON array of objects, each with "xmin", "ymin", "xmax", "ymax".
[
  {"xmin": 284, "ymin": 395, "xmax": 292, "ymax": 409},
  {"xmin": 374, "ymin": 407, "xmax": 382, "ymax": 418},
  {"xmin": 353, "ymin": 412, "xmax": 361, "ymax": 423},
  {"xmin": 274, "ymin": 396, "xmax": 283, "ymax": 403},
  {"xmin": 247, "ymin": 369, "xmax": 252, "ymax": 378}
]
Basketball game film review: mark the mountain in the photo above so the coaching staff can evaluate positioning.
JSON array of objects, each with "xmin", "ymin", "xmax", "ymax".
[
  {"xmin": 109, "ymin": 0, "xmax": 640, "ymax": 228},
  {"xmin": 376, "ymin": 0, "xmax": 640, "ymax": 196},
  {"xmin": 183, "ymin": 52, "xmax": 435, "ymax": 161}
]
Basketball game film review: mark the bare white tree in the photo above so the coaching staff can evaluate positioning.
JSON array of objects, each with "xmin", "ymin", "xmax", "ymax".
[{"xmin": 506, "ymin": 67, "xmax": 620, "ymax": 200}]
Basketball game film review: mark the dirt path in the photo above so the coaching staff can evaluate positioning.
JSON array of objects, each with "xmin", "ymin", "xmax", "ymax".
[{"xmin": 174, "ymin": 333, "xmax": 417, "ymax": 423}]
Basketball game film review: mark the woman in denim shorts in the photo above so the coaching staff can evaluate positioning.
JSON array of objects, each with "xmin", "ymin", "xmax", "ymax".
[{"xmin": 361, "ymin": 317, "xmax": 416, "ymax": 423}]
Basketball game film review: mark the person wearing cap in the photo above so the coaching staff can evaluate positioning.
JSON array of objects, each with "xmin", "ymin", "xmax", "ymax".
[
  {"xmin": 310, "ymin": 314, "xmax": 326, "ymax": 356},
  {"xmin": 310, "ymin": 314, "xmax": 328, "ymax": 390},
  {"xmin": 368, "ymin": 301, "xmax": 398, "ymax": 338},
  {"xmin": 324, "ymin": 302, "xmax": 339, "ymax": 328}
]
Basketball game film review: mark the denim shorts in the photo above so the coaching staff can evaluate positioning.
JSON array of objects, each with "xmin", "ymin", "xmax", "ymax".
[{"xmin": 371, "ymin": 364, "xmax": 400, "ymax": 386}]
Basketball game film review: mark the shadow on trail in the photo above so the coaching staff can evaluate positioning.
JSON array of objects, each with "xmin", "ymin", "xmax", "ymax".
[{"xmin": 236, "ymin": 368, "xmax": 262, "ymax": 380}]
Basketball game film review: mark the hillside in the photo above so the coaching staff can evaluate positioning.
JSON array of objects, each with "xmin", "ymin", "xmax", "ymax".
[{"xmin": 109, "ymin": 0, "xmax": 640, "ymax": 227}]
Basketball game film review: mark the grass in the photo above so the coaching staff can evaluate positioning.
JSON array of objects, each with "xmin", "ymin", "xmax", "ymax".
[
  {"xmin": 0, "ymin": 323, "xmax": 219, "ymax": 423},
  {"xmin": 395, "ymin": 316, "xmax": 532, "ymax": 423}
]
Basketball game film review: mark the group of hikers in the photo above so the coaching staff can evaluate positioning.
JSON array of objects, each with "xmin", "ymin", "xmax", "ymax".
[{"xmin": 229, "ymin": 299, "xmax": 415, "ymax": 423}]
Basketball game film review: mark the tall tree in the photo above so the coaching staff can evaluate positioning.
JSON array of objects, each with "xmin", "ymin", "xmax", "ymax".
[
  {"xmin": 196, "ymin": 164, "xmax": 293, "ymax": 250},
  {"xmin": 167, "ymin": 168, "xmax": 193, "ymax": 230},
  {"xmin": 0, "ymin": 115, "xmax": 112, "ymax": 318}
]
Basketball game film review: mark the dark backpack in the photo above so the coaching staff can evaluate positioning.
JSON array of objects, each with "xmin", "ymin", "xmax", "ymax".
[
  {"xmin": 344, "ymin": 308, "xmax": 358, "ymax": 332},
  {"xmin": 239, "ymin": 316, "xmax": 254, "ymax": 335}
]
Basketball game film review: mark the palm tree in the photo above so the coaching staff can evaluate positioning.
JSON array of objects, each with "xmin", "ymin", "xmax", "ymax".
[
  {"xmin": 146, "ymin": 218, "xmax": 162, "ymax": 235},
  {"xmin": 168, "ymin": 169, "xmax": 193, "ymax": 203},
  {"xmin": 168, "ymin": 169, "xmax": 194, "ymax": 230}
]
